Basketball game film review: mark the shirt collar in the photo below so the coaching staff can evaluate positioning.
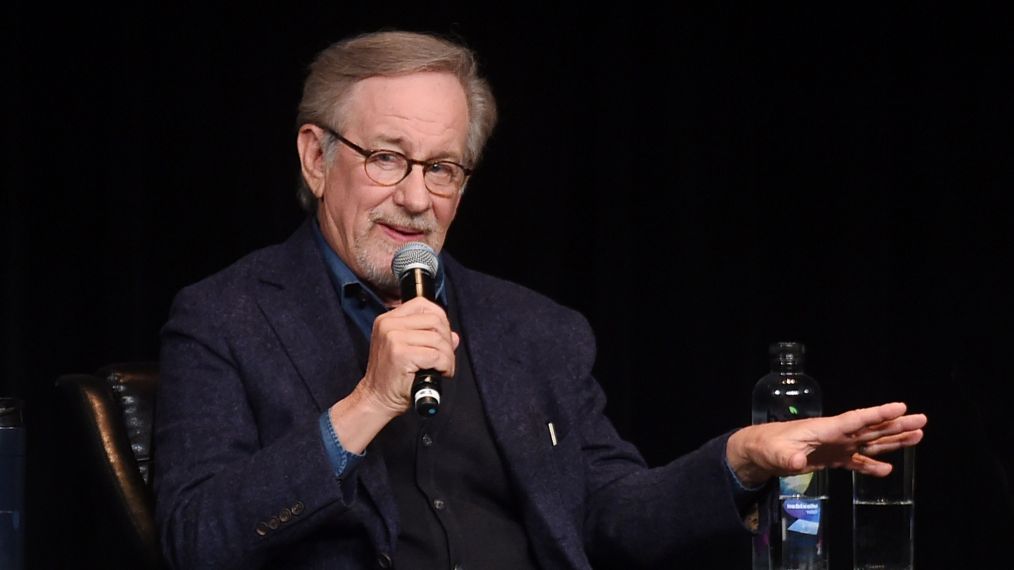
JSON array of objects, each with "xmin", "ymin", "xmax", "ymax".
[{"xmin": 310, "ymin": 218, "xmax": 447, "ymax": 311}]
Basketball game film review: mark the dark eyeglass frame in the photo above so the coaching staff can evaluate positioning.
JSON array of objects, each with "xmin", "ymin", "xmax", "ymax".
[{"xmin": 317, "ymin": 125, "xmax": 472, "ymax": 197}]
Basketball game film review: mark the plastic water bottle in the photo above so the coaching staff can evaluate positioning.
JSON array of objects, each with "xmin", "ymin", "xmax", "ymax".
[
  {"xmin": 0, "ymin": 398, "xmax": 26, "ymax": 570},
  {"xmin": 751, "ymin": 342, "xmax": 828, "ymax": 570}
]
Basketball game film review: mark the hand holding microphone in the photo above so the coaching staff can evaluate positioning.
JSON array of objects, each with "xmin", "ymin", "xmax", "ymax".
[
  {"xmin": 391, "ymin": 242, "xmax": 447, "ymax": 417},
  {"xmin": 333, "ymin": 281, "xmax": 454, "ymax": 452}
]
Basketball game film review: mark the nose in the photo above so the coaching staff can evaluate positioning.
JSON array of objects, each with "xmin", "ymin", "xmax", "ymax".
[{"xmin": 392, "ymin": 165, "xmax": 432, "ymax": 213}]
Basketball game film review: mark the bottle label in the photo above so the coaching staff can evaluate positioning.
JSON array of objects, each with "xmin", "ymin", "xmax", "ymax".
[
  {"xmin": 779, "ymin": 472, "xmax": 813, "ymax": 496},
  {"xmin": 783, "ymin": 498, "xmax": 821, "ymax": 535}
]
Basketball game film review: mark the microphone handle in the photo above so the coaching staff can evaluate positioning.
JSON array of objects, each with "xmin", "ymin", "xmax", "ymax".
[
  {"xmin": 412, "ymin": 369, "xmax": 442, "ymax": 417},
  {"xmin": 399, "ymin": 267, "xmax": 442, "ymax": 417}
]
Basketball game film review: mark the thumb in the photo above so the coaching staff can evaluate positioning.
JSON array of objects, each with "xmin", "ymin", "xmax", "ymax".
[{"xmin": 786, "ymin": 451, "xmax": 808, "ymax": 472}]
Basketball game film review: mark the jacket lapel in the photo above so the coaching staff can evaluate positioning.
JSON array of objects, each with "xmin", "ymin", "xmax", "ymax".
[
  {"xmin": 252, "ymin": 221, "xmax": 357, "ymax": 409},
  {"xmin": 251, "ymin": 220, "xmax": 399, "ymax": 551},
  {"xmin": 447, "ymin": 257, "xmax": 590, "ymax": 569}
]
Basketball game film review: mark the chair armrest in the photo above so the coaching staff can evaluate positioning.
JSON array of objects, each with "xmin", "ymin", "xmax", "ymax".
[{"xmin": 53, "ymin": 371, "xmax": 162, "ymax": 568}]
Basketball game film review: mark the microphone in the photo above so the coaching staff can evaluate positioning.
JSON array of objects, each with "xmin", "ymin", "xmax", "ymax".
[{"xmin": 391, "ymin": 242, "xmax": 443, "ymax": 417}]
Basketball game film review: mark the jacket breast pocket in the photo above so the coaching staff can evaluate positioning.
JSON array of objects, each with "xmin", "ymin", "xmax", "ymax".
[{"xmin": 544, "ymin": 419, "xmax": 587, "ymax": 519}]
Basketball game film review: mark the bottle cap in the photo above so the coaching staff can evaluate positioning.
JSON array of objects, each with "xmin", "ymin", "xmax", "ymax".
[{"xmin": 769, "ymin": 341, "xmax": 805, "ymax": 368}]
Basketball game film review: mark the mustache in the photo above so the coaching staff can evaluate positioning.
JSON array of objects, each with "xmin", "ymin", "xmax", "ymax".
[{"xmin": 368, "ymin": 210, "xmax": 436, "ymax": 234}]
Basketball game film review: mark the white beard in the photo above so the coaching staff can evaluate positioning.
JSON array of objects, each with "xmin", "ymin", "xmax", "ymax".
[{"xmin": 352, "ymin": 208, "xmax": 442, "ymax": 296}]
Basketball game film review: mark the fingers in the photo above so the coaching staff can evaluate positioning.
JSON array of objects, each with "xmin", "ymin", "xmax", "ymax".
[
  {"xmin": 829, "ymin": 404, "xmax": 926, "ymax": 451},
  {"xmin": 834, "ymin": 402, "xmax": 909, "ymax": 435},
  {"xmin": 787, "ymin": 451, "xmax": 809, "ymax": 472},
  {"xmin": 387, "ymin": 329, "xmax": 458, "ymax": 375},
  {"xmin": 376, "ymin": 299, "xmax": 456, "ymax": 346},
  {"xmin": 393, "ymin": 295, "xmax": 447, "ymax": 316},
  {"xmin": 851, "ymin": 413, "xmax": 927, "ymax": 450},
  {"xmin": 363, "ymin": 297, "xmax": 458, "ymax": 415},
  {"xmin": 858, "ymin": 429, "xmax": 924, "ymax": 458},
  {"xmin": 847, "ymin": 453, "xmax": 895, "ymax": 477},
  {"xmin": 761, "ymin": 403, "xmax": 927, "ymax": 479}
]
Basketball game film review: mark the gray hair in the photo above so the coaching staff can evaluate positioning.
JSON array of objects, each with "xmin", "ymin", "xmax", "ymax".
[{"xmin": 295, "ymin": 30, "xmax": 498, "ymax": 212}]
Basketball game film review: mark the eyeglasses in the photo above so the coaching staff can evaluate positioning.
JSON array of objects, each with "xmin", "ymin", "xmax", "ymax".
[{"xmin": 319, "ymin": 125, "xmax": 472, "ymax": 198}]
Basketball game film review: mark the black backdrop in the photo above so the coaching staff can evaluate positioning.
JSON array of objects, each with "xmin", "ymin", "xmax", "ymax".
[{"xmin": 4, "ymin": 3, "xmax": 1011, "ymax": 568}]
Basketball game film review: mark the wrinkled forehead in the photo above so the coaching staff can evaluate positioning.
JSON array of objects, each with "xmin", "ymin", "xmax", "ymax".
[{"xmin": 341, "ymin": 72, "xmax": 470, "ymax": 151}]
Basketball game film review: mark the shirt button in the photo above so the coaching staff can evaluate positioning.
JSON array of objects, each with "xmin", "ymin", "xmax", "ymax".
[
  {"xmin": 267, "ymin": 517, "xmax": 280, "ymax": 530},
  {"xmin": 278, "ymin": 508, "xmax": 292, "ymax": 523},
  {"xmin": 421, "ymin": 433, "xmax": 433, "ymax": 447},
  {"xmin": 255, "ymin": 522, "xmax": 269, "ymax": 536},
  {"xmin": 291, "ymin": 501, "xmax": 305, "ymax": 515},
  {"xmin": 376, "ymin": 552, "xmax": 393, "ymax": 568},
  {"xmin": 433, "ymin": 498, "xmax": 445, "ymax": 510}
]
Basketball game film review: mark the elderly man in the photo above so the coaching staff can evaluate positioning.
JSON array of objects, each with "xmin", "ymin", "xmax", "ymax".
[{"xmin": 153, "ymin": 30, "xmax": 926, "ymax": 569}]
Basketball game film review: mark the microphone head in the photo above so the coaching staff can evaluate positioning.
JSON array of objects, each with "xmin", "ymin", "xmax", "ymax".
[{"xmin": 391, "ymin": 242, "xmax": 439, "ymax": 279}]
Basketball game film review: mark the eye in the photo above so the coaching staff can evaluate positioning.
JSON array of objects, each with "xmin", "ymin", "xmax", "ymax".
[
  {"xmin": 369, "ymin": 151, "xmax": 405, "ymax": 169},
  {"xmin": 427, "ymin": 162, "xmax": 451, "ymax": 176}
]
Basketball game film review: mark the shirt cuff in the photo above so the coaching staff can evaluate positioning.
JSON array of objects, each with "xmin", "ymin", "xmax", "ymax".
[
  {"xmin": 319, "ymin": 410, "xmax": 365, "ymax": 479},
  {"xmin": 724, "ymin": 453, "xmax": 770, "ymax": 520}
]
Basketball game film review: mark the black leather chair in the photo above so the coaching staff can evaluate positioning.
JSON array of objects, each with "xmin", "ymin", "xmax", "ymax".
[{"xmin": 53, "ymin": 362, "xmax": 164, "ymax": 569}]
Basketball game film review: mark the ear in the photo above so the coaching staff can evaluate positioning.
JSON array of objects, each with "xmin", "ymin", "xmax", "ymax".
[{"xmin": 297, "ymin": 124, "xmax": 328, "ymax": 199}]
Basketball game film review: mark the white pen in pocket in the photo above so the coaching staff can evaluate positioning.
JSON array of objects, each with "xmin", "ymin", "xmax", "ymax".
[{"xmin": 547, "ymin": 421, "xmax": 558, "ymax": 447}]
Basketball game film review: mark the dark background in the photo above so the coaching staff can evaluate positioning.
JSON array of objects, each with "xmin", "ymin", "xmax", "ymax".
[{"xmin": 4, "ymin": 2, "xmax": 1011, "ymax": 568}]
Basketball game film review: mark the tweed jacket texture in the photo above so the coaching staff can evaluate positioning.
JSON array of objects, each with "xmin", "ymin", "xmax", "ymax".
[{"xmin": 153, "ymin": 221, "xmax": 750, "ymax": 569}]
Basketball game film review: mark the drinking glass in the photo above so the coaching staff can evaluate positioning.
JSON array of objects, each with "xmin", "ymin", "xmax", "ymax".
[{"xmin": 852, "ymin": 447, "xmax": 915, "ymax": 570}]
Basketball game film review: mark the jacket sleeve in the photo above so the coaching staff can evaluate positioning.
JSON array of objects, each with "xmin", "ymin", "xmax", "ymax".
[
  {"xmin": 547, "ymin": 312, "xmax": 753, "ymax": 565},
  {"xmin": 153, "ymin": 284, "xmax": 363, "ymax": 570}
]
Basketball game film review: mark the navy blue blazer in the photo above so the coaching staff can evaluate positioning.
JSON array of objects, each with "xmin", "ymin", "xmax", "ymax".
[{"xmin": 153, "ymin": 221, "xmax": 751, "ymax": 569}]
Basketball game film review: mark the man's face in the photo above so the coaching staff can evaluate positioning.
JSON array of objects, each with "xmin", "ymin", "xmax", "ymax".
[{"xmin": 313, "ymin": 71, "xmax": 470, "ymax": 299}]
